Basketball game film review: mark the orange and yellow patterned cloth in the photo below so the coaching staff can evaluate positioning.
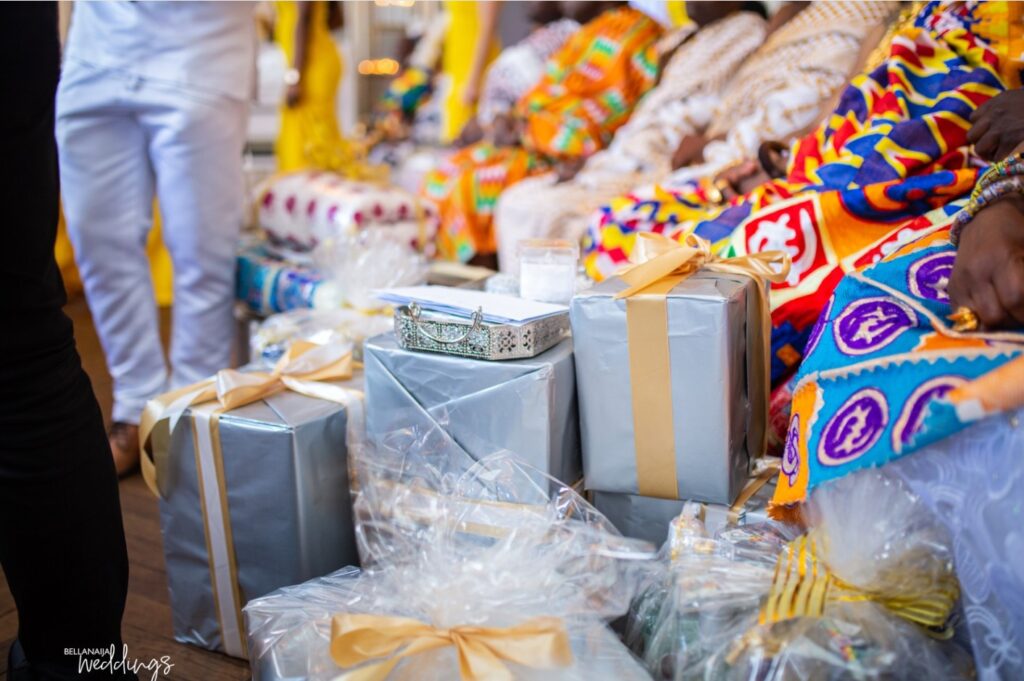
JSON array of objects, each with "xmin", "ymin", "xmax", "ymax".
[
  {"xmin": 426, "ymin": 6, "xmax": 662, "ymax": 262},
  {"xmin": 765, "ymin": 1, "xmax": 1024, "ymax": 511},
  {"xmin": 587, "ymin": 1, "xmax": 1022, "ymax": 391}
]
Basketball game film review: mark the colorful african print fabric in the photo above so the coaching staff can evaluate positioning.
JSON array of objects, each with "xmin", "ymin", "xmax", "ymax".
[
  {"xmin": 586, "ymin": 0, "xmax": 1020, "ymax": 386},
  {"xmin": 477, "ymin": 18, "xmax": 580, "ymax": 126},
  {"xmin": 427, "ymin": 6, "xmax": 662, "ymax": 261},
  {"xmin": 773, "ymin": 219, "xmax": 1024, "ymax": 510},
  {"xmin": 379, "ymin": 66, "xmax": 434, "ymax": 122},
  {"xmin": 426, "ymin": 143, "xmax": 547, "ymax": 262},
  {"xmin": 492, "ymin": 10, "xmax": 766, "ymax": 274},
  {"xmin": 516, "ymin": 6, "xmax": 662, "ymax": 159},
  {"xmin": 496, "ymin": 0, "xmax": 896, "ymax": 276}
]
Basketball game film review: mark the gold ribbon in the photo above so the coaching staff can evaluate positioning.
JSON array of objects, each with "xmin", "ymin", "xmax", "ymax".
[
  {"xmin": 614, "ymin": 232, "xmax": 791, "ymax": 499},
  {"xmin": 138, "ymin": 339, "xmax": 360, "ymax": 657},
  {"xmin": 329, "ymin": 613, "xmax": 573, "ymax": 681},
  {"xmin": 139, "ymin": 340, "xmax": 355, "ymax": 498},
  {"xmin": 727, "ymin": 458, "xmax": 781, "ymax": 525},
  {"xmin": 759, "ymin": 533, "xmax": 959, "ymax": 631}
]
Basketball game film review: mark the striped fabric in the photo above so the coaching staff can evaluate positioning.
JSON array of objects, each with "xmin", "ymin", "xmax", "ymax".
[{"xmin": 427, "ymin": 6, "xmax": 662, "ymax": 262}]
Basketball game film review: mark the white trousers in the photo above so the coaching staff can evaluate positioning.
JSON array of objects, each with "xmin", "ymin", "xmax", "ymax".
[{"xmin": 57, "ymin": 62, "xmax": 248, "ymax": 424}]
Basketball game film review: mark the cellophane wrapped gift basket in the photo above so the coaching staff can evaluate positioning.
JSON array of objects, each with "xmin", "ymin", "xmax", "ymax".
[
  {"xmin": 626, "ymin": 469, "xmax": 976, "ymax": 680},
  {"xmin": 250, "ymin": 308, "xmax": 395, "ymax": 366},
  {"xmin": 244, "ymin": 423, "xmax": 659, "ymax": 681}
]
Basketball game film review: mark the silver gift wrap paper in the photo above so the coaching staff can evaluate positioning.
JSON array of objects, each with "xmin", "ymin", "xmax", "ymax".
[
  {"xmin": 591, "ymin": 479, "xmax": 776, "ymax": 546},
  {"xmin": 364, "ymin": 334, "xmax": 581, "ymax": 489},
  {"xmin": 571, "ymin": 273, "xmax": 760, "ymax": 505},
  {"xmin": 158, "ymin": 385, "xmax": 360, "ymax": 655}
]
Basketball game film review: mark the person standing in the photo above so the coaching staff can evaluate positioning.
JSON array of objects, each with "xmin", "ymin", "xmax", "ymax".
[
  {"xmin": 1, "ymin": 4, "xmax": 134, "ymax": 679},
  {"xmin": 57, "ymin": 2, "xmax": 257, "ymax": 475},
  {"xmin": 273, "ymin": 1, "xmax": 353, "ymax": 173}
]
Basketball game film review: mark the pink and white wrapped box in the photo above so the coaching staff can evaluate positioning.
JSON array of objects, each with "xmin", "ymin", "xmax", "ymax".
[{"xmin": 257, "ymin": 170, "xmax": 438, "ymax": 256}]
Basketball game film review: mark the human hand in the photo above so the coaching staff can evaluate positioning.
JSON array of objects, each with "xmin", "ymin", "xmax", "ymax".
[
  {"xmin": 285, "ymin": 82, "xmax": 303, "ymax": 108},
  {"xmin": 456, "ymin": 117, "xmax": 484, "ymax": 147},
  {"xmin": 461, "ymin": 77, "xmax": 481, "ymax": 107},
  {"xmin": 711, "ymin": 159, "xmax": 768, "ymax": 201},
  {"xmin": 671, "ymin": 134, "xmax": 707, "ymax": 170},
  {"xmin": 491, "ymin": 113, "xmax": 521, "ymax": 148},
  {"xmin": 757, "ymin": 140, "xmax": 790, "ymax": 179},
  {"xmin": 967, "ymin": 89, "xmax": 1024, "ymax": 162},
  {"xmin": 948, "ymin": 195, "xmax": 1024, "ymax": 329},
  {"xmin": 555, "ymin": 157, "xmax": 586, "ymax": 183}
]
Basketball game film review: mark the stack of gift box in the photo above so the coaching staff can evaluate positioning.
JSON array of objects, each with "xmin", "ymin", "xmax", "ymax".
[{"xmin": 144, "ymin": 228, "xmax": 970, "ymax": 679}]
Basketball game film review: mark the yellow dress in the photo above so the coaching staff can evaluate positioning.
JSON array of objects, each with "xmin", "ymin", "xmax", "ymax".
[
  {"xmin": 274, "ymin": 0, "xmax": 346, "ymax": 173},
  {"xmin": 440, "ymin": 0, "xmax": 500, "ymax": 144}
]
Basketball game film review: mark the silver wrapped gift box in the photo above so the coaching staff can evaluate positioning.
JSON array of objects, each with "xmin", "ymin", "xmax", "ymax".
[
  {"xmin": 591, "ymin": 471, "xmax": 777, "ymax": 545},
  {"xmin": 156, "ymin": 384, "xmax": 361, "ymax": 658},
  {"xmin": 571, "ymin": 272, "xmax": 765, "ymax": 505},
  {"xmin": 364, "ymin": 334, "xmax": 580, "ymax": 488}
]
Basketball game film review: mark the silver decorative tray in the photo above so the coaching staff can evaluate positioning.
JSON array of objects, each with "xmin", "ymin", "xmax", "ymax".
[{"xmin": 394, "ymin": 303, "xmax": 569, "ymax": 360}]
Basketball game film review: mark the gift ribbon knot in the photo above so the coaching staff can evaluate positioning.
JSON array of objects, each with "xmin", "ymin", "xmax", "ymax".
[
  {"xmin": 330, "ymin": 613, "xmax": 573, "ymax": 681},
  {"xmin": 759, "ymin": 533, "xmax": 959, "ymax": 631},
  {"xmin": 613, "ymin": 232, "xmax": 791, "ymax": 499},
  {"xmin": 135, "ymin": 340, "xmax": 360, "ymax": 658},
  {"xmin": 139, "ymin": 339, "xmax": 355, "ymax": 497}
]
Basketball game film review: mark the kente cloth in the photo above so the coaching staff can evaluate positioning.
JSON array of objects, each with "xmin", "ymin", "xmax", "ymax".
[
  {"xmin": 477, "ymin": 18, "xmax": 580, "ymax": 127},
  {"xmin": 585, "ymin": 0, "xmax": 1023, "ymax": 385},
  {"xmin": 515, "ymin": 6, "xmax": 662, "ymax": 160},
  {"xmin": 429, "ymin": 143, "xmax": 547, "ymax": 262},
  {"xmin": 670, "ymin": 0, "xmax": 899, "ymax": 186},
  {"xmin": 379, "ymin": 66, "xmax": 434, "ymax": 121},
  {"xmin": 773, "ymin": 220, "xmax": 1024, "ymax": 510},
  {"xmin": 573, "ymin": 0, "xmax": 897, "ymax": 221},
  {"xmin": 495, "ymin": 0, "xmax": 896, "ymax": 274},
  {"xmin": 427, "ymin": 6, "xmax": 663, "ymax": 261},
  {"xmin": 492, "ymin": 10, "xmax": 767, "ymax": 272}
]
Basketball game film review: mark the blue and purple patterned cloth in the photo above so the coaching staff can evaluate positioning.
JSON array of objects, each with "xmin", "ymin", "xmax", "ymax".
[{"xmin": 774, "ymin": 217, "xmax": 1024, "ymax": 507}]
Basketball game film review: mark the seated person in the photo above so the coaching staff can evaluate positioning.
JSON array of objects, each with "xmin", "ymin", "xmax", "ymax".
[
  {"xmin": 495, "ymin": 0, "xmax": 895, "ymax": 273},
  {"xmin": 456, "ymin": 2, "xmax": 578, "ymax": 149},
  {"xmin": 583, "ymin": 1, "xmax": 1018, "ymax": 394},
  {"xmin": 772, "ymin": 84, "xmax": 1024, "ymax": 678},
  {"xmin": 424, "ymin": 1, "xmax": 663, "ymax": 265},
  {"xmin": 374, "ymin": 4, "xmax": 577, "ymax": 194}
]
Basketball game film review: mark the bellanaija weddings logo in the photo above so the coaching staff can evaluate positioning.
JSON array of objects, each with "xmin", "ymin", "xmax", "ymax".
[{"xmin": 65, "ymin": 645, "xmax": 173, "ymax": 680}]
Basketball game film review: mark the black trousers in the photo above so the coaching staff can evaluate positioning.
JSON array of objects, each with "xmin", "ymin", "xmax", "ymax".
[
  {"xmin": 0, "ymin": 369, "xmax": 131, "ymax": 680},
  {"xmin": 0, "ymin": 3, "xmax": 133, "ymax": 678}
]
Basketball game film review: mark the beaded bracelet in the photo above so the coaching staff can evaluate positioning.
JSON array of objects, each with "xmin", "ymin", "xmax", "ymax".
[
  {"xmin": 951, "ymin": 176, "xmax": 1024, "ymax": 246},
  {"xmin": 952, "ymin": 151, "xmax": 1024, "ymax": 246},
  {"xmin": 974, "ymin": 151, "xmax": 1024, "ymax": 194}
]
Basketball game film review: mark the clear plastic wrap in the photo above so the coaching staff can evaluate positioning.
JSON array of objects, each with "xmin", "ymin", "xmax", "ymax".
[
  {"xmin": 244, "ymin": 425, "xmax": 659, "ymax": 681},
  {"xmin": 629, "ymin": 469, "xmax": 974, "ymax": 681},
  {"xmin": 313, "ymin": 228, "xmax": 428, "ymax": 311},
  {"xmin": 250, "ymin": 308, "xmax": 393, "ymax": 366}
]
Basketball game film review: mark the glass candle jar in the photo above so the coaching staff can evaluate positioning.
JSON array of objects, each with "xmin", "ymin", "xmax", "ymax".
[{"xmin": 517, "ymin": 239, "xmax": 579, "ymax": 304}]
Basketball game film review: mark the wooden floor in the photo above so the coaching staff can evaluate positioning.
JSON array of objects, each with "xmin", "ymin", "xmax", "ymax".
[{"xmin": 0, "ymin": 298, "xmax": 250, "ymax": 680}]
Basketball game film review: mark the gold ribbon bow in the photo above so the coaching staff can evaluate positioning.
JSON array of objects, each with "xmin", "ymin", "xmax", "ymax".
[
  {"xmin": 329, "ymin": 613, "xmax": 573, "ymax": 681},
  {"xmin": 139, "ymin": 339, "xmax": 355, "ymax": 497},
  {"xmin": 613, "ymin": 232, "xmax": 791, "ymax": 499},
  {"xmin": 760, "ymin": 533, "xmax": 959, "ymax": 631}
]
